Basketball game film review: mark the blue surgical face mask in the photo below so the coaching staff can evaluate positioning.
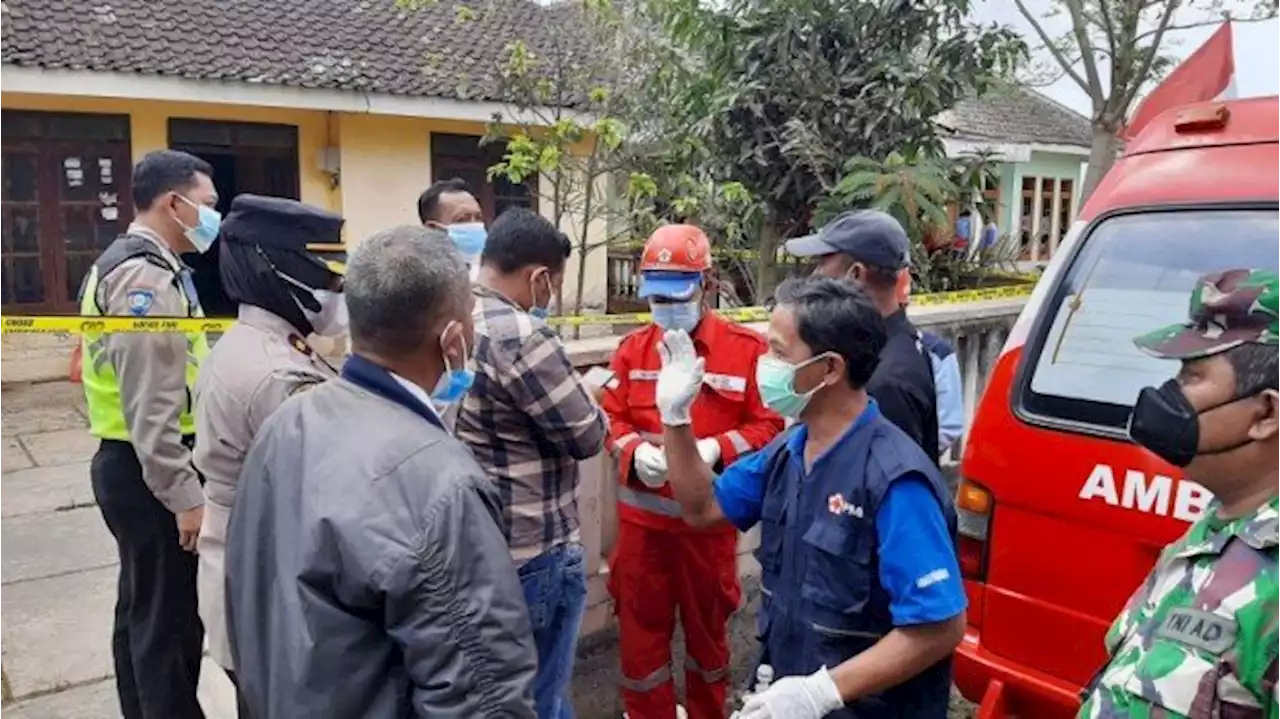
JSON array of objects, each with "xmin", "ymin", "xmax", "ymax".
[
  {"xmin": 430, "ymin": 321, "xmax": 475, "ymax": 406},
  {"xmin": 446, "ymin": 222, "xmax": 487, "ymax": 258},
  {"xmin": 651, "ymin": 300, "xmax": 701, "ymax": 333},
  {"xmin": 755, "ymin": 353, "xmax": 833, "ymax": 418},
  {"xmin": 529, "ymin": 269, "xmax": 554, "ymax": 320},
  {"xmin": 176, "ymin": 195, "xmax": 221, "ymax": 253}
]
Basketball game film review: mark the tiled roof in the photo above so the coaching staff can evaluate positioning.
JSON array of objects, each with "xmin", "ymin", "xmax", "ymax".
[
  {"xmin": 937, "ymin": 85, "xmax": 1093, "ymax": 149},
  {"xmin": 0, "ymin": 0, "xmax": 592, "ymax": 104}
]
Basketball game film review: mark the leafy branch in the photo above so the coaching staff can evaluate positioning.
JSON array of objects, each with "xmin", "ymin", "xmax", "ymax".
[
  {"xmin": 481, "ymin": 3, "xmax": 657, "ymax": 334},
  {"xmin": 1015, "ymin": 0, "xmax": 1276, "ymax": 199}
]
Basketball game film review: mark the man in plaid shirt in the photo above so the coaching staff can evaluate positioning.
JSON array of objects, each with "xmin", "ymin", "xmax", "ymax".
[{"xmin": 455, "ymin": 208, "xmax": 608, "ymax": 719}]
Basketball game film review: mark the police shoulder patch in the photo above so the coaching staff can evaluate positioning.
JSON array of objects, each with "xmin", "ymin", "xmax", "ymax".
[
  {"xmin": 126, "ymin": 290, "xmax": 155, "ymax": 317},
  {"xmin": 288, "ymin": 335, "xmax": 314, "ymax": 357}
]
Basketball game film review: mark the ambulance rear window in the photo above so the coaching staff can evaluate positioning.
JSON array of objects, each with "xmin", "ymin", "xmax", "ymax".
[{"xmin": 1022, "ymin": 208, "xmax": 1279, "ymax": 431}]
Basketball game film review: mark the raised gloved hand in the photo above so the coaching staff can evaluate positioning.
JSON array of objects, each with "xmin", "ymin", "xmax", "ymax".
[
  {"xmin": 656, "ymin": 329, "xmax": 704, "ymax": 426},
  {"xmin": 633, "ymin": 442, "xmax": 669, "ymax": 488},
  {"xmin": 737, "ymin": 667, "xmax": 843, "ymax": 719},
  {"xmin": 696, "ymin": 437, "xmax": 722, "ymax": 468}
]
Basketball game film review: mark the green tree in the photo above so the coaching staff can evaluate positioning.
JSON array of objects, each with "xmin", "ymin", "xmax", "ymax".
[
  {"xmin": 1017, "ymin": 0, "xmax": 1277, "ymax": 200},
  {"xmin": 482, "ymin": 2, "xmax": 647, "ymax": 330},
  {"xmin": 816, "ymin": 150, "xmax": 1016, "ymax": 292},
  {"xmin": 401, "ymin": 0, "xmax": 653, "ymax": 327},
  {"xmin": 634, "ymin": 0, "xmax": 1026, "ymax": 294},
  {"xmin": 626, "ymin": 173, "xmax": 774, "ymax": 305}
]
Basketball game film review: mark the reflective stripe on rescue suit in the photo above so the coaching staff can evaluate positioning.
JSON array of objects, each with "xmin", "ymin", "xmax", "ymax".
[
  {"xmin": 755, "ymin": 404, "xmax": 957, "ymax": 719},
  {"xmin": 79, "ymin": 233, "xmax": 209, "ymax": 439},
  {"xmin": 601, "ymin": 313, "xmax": 782, "ymax": 718},
  {"xmin": 603, "ymin": 313, "xmax": 783, "ymax": 531}
]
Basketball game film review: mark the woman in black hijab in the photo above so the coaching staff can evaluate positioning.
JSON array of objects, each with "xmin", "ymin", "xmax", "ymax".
[
  {"xmin": 217, "ymin": 195, "xmax": 346, "ymax": 336},
  {"xmin": 193, "ymin": 195, "xmax": 345, "ymax": 718}
]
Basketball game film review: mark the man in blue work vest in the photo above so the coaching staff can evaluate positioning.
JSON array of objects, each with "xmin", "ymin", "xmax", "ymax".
[{"xmin": 657, "ymin": 276, "xmax": 967, "ymax": 718}]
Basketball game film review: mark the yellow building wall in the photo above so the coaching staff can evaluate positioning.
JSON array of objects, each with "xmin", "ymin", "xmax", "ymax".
[
  {"xmin": 338, "ymin": 114, "xmax": 609, "ymax": 311},
  {"xmin": 336, "ymin": 113, "xmax": 439, "ymax": 247},
  {"xmin": 0, "ymin": 92, "xmax": 610, "ymax": 311}
]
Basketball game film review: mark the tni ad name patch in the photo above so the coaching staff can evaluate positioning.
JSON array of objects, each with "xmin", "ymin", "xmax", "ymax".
[{"xmin": 1156, "ymin": 607, "xmax": 1237, "ymax": 655}]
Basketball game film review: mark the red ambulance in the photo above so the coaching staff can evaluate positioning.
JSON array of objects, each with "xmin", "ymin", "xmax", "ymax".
[{"xmin": 952, "ymin": 96, "xmax": 1280, "ymax": 718}]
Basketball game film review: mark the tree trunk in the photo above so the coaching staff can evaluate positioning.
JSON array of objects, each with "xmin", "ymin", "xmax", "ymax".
[
  {"xmin": 1080, "ymin": 124, "xmax": 1119, "ymax": 204},
  {"xmin": 571, "ymin": 154, "xmax": 599, "ymax": 340},
  {"xmin": 572, "ymin": 237, "xmax": 589, "ymax": 340},
  {"xmin": 754, "ymin": 223, "xmax": 781, "ymax": 303},
  {"xmin": 549, "ymin": 172, "xmax": 568, "ymax": 337}
]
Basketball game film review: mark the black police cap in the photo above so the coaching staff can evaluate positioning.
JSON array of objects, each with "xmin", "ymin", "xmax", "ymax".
[{"xmin": 219, "ymin": 194, "xmax": 344, "ymax": 252}]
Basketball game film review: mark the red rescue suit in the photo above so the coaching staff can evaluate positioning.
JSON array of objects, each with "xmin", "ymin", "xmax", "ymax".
[{"xmin": 603, "ymin": 313, "xmax": 783, "ymax": 718}]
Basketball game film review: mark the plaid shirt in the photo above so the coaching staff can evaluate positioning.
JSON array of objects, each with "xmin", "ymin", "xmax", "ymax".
[{"xmin": 455, "ymin": 285, "xmax": 608, "ymax": 564}]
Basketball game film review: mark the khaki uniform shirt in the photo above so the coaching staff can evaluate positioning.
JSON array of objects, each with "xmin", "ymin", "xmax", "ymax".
[
  {"xmin": 97, "ymin": 223, "xmax": 205, "ymax": 513},
  {"xmin": 193, "ymin": 304, "xmax": 336, "ymax": 668}
]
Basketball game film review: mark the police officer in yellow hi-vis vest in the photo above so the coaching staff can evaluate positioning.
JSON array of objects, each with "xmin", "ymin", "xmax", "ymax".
[{"xmin": 80, "ymin": 149, "xmax": 219, "ymax": 719}]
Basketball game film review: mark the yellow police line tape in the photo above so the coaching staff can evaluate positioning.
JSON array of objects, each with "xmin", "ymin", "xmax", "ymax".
[
  {"xmin": 545, "ymin": 281, "xmax": 1035, "ymax": 327},
  {"xmin": 0, "ymin": 282, "xmax": 1034, "ymax": 335}
]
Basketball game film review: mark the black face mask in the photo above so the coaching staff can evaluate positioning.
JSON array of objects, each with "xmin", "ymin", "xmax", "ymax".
[{"xmin": 1128, "ymin": 379, "xmax": 1255, "ymax": 468}]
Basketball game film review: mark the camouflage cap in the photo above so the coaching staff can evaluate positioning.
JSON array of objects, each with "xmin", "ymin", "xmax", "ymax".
[{"xmin": 1134, "ymin": 268, "xmax": 1279, "ymax": 360}]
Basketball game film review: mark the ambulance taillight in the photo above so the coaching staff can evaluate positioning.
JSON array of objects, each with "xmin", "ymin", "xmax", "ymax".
[{"xmin": 955, "ymin": 478, "xmax": 993, "ymax": 581}]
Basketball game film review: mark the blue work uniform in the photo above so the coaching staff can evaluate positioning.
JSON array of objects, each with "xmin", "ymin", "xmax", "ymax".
[{"xmin": 715, "ymin": 400, "xmax": 965, "ymax": 718}]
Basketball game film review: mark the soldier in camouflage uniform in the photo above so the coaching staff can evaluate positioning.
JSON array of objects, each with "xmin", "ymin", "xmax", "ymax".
[{"xmin": 1079, "ymin": 268, "xmax": 1280, "ymax": 719}]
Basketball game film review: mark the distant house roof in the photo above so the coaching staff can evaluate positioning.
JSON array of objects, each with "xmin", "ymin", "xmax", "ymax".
[
  {"xmin": 937, "ymin": 86, "xmax": 1093, "ymax": 149},
  {"xmin": 0, "ymin": 0, "xmax": 591, "ymax": 105}
]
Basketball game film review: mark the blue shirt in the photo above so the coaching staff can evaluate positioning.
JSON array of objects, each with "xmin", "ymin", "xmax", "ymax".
[
  {"xmin": 714, "ymin": 405, "xmax": 967, "ymax": 626},
  {"xmin": 919, "ymin": 331, "xmax": 964, "ymax": 453}
]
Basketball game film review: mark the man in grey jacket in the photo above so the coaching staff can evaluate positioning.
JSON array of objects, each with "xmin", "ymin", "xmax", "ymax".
[{"xmin": 225, "ymin": 225, "xmax": 538, "ymax": 718}]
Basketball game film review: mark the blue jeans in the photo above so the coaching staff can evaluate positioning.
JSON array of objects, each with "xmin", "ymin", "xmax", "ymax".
[{"xmin": 519, "ymin": 542, "xmax": 588, "ymax": 719}]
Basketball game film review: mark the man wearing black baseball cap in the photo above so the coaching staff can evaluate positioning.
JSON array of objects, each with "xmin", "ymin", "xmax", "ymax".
[{"xmin": 786, "ymin": 210, "xmax": 940, "ymax": 461}]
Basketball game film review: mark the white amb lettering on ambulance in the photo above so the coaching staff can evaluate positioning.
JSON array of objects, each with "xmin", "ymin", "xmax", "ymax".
[
  {"xmin": 950, "ymin": 97, "xmax": 1280, "ymax": 719},
  {"xmin": 1077, "ymin": 463, "xmax": 1211, "ymax": 522}
]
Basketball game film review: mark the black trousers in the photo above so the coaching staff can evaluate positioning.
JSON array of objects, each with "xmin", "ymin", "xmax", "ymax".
[{"xmin": 91, "ymin": 439, "xmax": 205, "ymax": 719}]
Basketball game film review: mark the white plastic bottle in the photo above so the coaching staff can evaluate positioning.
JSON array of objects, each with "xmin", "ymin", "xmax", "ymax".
[
  {"xmin": 732, "ymin": 664, "xmax": 776, "ymax": 718},
  {"xmin": 754, "ymin": 664, "xmax": 774, "ymax": 695}
]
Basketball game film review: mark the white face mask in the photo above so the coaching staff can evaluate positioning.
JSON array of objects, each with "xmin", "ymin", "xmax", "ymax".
[{"xmin": 306, "ymin": 290, "xmax": 348, "ymax": 337}]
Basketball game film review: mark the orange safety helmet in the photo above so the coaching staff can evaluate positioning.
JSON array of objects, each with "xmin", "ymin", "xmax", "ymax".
[{"xmin": 639, "ymin": 224, "xmax": 713, "ymax": 273}]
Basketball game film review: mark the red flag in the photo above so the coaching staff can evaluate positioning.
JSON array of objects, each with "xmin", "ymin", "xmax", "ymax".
[{"xmin": 1123, "ymin": 21, "xmax": 1236, "ymax": 141}]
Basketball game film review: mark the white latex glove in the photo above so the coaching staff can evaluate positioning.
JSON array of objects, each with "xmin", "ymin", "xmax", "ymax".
[
  {"xmin": 633, "ymin": 442, "xmax": 669, "ymax": 488},
  {"xmin": 737, "ymin": 667, "xmax": 843, "ymax": 719},
  {"xmin": 696, "ymin": 437, "xmax": 722, "ymax": 468},
  {"xmin": 656, "ymin": 329, "xmax": 705, "ymax": 426}
]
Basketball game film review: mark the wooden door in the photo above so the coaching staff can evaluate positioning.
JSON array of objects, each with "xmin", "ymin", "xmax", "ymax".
[
  {"xmin": 2, "ymin": 111, "xmax": 132, "ymax": 314},
  {"xmin": 431, "ymin": 161, "xmax": 493, "ymax": 220},
  {"xmin": 55, "ymin": 140, "xmax": 135, "ymax": 309},
  {"xmin": 431, "ymin": 133, "xmax": 538, "ymax": 223},
  {"xmin": 1, "ymin": 144, "xmax": 47, "ymax": 310},
  {"xmin": 169, "ymin": 119, "xmax": 300, "ymax": 215}
]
